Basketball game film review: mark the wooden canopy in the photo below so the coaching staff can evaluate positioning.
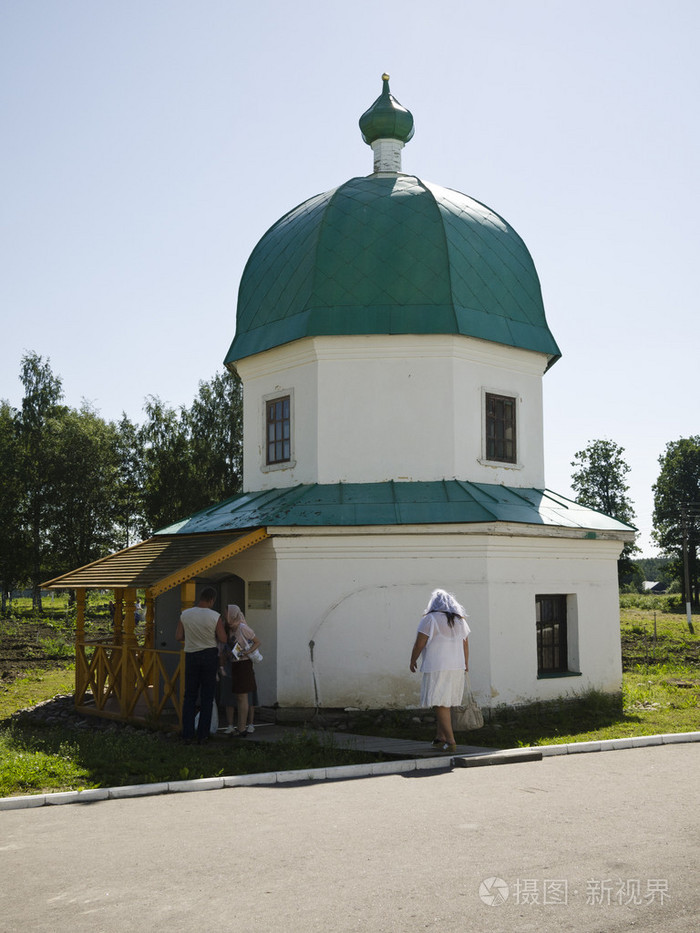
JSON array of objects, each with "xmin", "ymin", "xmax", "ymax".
[
  {"xmin": 41, "ymin": 528, "xmax": 269, "ymax": 728},
  {"xmin": 43, "ymin": 528, "xmax": 268, "ymax": 597}
]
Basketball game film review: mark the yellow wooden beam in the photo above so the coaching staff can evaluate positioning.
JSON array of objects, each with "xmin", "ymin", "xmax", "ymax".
[
  {"xmin": 123, "ymin": 587, "xmax": 138, "ymax": 647},
  {"xmin": 75, "ymin": 588, "xmax": 86, "ymax": 644},
  {"xmin": 145, "ymin": 591, "xmax": 155, "ymax": 648},
  {"xmin": 149, "ymin": 528, "xmax": 269, "ymax": 597},
  {"xmin": 181, "ymin": 581, "xmax": 196, "ymax": 609},
  {"xmin": 114, "ymin": 589, "xmax": 124, "ymax": 645}
]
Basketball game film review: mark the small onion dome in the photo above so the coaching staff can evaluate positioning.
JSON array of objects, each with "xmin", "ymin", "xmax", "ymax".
[{"xmin": 359, "ymin": 74, "xmax": 415, "ymax": 145}]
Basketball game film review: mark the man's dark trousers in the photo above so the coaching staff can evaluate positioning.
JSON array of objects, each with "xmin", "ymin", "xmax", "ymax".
[{"xmin": 182, "ymin": 647, "xmax": 218, "ymax": 741}]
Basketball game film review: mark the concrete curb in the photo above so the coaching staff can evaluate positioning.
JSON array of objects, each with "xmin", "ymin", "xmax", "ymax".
[
  {"xmin": 536, "ymin": 730, "xmax": 700, "ymax": 756},
  {"xmin": 453, "ymin": 748, "xmax": 543, "ymax": 767},
  {"xmin": 2, "ymin": 731, "xmax": 699, "ymax": 812}
]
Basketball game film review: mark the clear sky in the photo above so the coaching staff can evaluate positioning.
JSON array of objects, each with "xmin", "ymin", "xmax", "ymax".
[{"xmin": 2, "ymin": 1, "xmax": 698, "ymax": 556}]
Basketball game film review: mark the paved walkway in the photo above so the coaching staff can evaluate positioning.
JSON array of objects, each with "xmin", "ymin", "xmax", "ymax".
[
  {"xmin": 218, "ymin": 721, "xmax": 498, "ymax": 759},
  {"xmin": 1, "ymin": 741, "xmax": 698, "ymax": 932}
]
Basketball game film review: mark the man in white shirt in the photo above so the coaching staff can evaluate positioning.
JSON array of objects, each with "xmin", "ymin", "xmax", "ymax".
[{"xmin": 176, "ymin": 586, "xmax": 226, "ymax": 743}]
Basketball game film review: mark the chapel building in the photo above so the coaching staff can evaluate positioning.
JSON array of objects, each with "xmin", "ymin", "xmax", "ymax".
[{"xmin": 46, "ymin": 77, "xmax": 634, "ymax": 723}]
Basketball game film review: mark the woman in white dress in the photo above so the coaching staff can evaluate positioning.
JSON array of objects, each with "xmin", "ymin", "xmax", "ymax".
[{"xmin": 409, "ymin": 589, "xmax": 470, "ymax": 753}]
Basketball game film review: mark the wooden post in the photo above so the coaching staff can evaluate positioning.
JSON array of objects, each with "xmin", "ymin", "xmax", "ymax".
[
  {"xmin": 120, "ymin": 587, "xmax": 137, "ymax": 718},
  {"xmin": 123, "ymin": 587, "xmax": 138, "ymax": 647},
  {"xmin": 114, "ymin": 590, "xmax": 124, "ymax": 645},
  {"xmin": 145, "ymin": 591, "xmax": 155, "ymax": 648},
  {"xmin": 142, "ymin": 590, "xmax": 156, "ymax": 712},
  {"xmin": 75, "ymin": 588, "xmax": 86, "ymax": 644},
  {"xmin": 181, "ymin": 581, "xmax": 197, "ymax": 610},
  {"xmin": 74, "ymin": 588, "xmax": 86, "ymax": 711}
]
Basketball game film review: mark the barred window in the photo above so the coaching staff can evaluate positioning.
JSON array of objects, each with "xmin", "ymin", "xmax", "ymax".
[
  {"xmin": 266, "ymin": 396, "xmax": 291, "ymax": 465},
  {"xmin": 485, "ymin": 393, "xmax": 516, "ymax": 463},
  {"xmin": 536, "ymin": 595, "xmax": 568, "ymax": 674}
]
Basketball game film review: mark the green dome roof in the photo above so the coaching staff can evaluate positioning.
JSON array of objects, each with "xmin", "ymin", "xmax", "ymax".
[{"xmin": 225, "ymin": 174, "xmax": 560, "ymax": 366}]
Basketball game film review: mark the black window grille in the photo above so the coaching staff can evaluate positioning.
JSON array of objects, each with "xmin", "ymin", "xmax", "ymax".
[
  {"xmin": 536, "ymin": 594, "xmax": 568, "ymax": 674},
  {"xmin": 266, "ymin": 396, "xmax": 291, "ymax": 465},
  {"xmin": 485, "ymin": 393, "xmax": 517, "ymax": 463}
]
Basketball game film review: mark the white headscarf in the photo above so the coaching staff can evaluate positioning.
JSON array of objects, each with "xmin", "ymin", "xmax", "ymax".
[
  {"xmin": 423, "ymin": 589, "xmax": 467, "ymax": 619},
  {"xmin": 226, "ymin": 604, "xmax": 245, "ymax": 626}
]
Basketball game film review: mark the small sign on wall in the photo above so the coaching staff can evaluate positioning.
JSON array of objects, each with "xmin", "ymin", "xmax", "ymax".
[{"xmin": 248, "ymin": 581, "xmax": 272, "ymax": 610}]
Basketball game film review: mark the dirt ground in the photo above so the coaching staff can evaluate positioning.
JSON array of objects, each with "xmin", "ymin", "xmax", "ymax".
[
  {"xmin": 620, "ymin": 631, "xmax": 700, "ymax": 671},
  {"xmin": 0, "ymin": 616, "xmax": 111, "ymax": 689}
]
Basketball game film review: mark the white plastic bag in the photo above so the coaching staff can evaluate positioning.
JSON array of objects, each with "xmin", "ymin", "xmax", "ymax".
[
  {"xmin": 194, "ymin": 700, "xmax": 219, "ymax": 735},
  {"xmin": 451, "ymin": 672, "xmax": 483, "ymax": 731}
]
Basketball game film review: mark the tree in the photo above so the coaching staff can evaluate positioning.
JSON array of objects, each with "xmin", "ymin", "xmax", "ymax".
[
  {"xmin": 635, "ymin": 557, "xmax": 676, "ymax": 589},
  {"xmin": 141, "ymin": 397, "xmax": 199, "ymax": 533},
  {"xmin": 652, "ymin": 436, "xmax": 700, "ymax": 608},
  {"xmin": 571, "ymin": 439, "xmax": 638, "ymax": 581},
  {"xmin": 0, "ymin": 400, "xmax": 27, "ymax": 611},
  {"xmin": 140, "ymin": 370, "xmax": 243, "ymax": 534},
  {"xmin": 113, "ymin": 414, "xmax": 146, "ymax": 549},
  {"xmin": 16, "ymin": 352, "xmax": 66, "ymax": 609},
  {"xmin": 187, "ymin": 369, "xmax": 243, "ymax": 503},
  {"xmin": 46, "ymin": 404, "xmax": 121, "ymax": 574},
  {"xmin": 4, "ymin": 354, "xmax": 244, "ymax": 591}
]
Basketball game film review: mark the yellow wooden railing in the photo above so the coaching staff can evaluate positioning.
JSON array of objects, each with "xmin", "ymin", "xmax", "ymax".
[{"xmin": 75, "ymin": 641, "xmax": 184, "ymax": 730}]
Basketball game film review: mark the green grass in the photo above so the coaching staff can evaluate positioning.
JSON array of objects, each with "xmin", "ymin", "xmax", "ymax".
[
  {"xmin": 3, "ymin": 594, "xmax": 114, "ymax": 632},
  {"xmin": 619, "ymin": 592, "xmax": 684, "ymax": 613},
  {"xmin": 0, "ymin": 724, "xmax": 379, "ymax": 798},
  {"xmin": 350, "ymin": 678, "xmax": 698, "ymax": 750},
  {"xmin": 0, "ymin": 669, "xmax": 383, "ymax": 798},
  {"xmin": 0, "ymin": 668, "xmax": 76, "ymax": 720}
]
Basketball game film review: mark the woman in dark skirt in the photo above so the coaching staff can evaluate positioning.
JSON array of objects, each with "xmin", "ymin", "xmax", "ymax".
[{"xmin": 219, "ymin": 604, "xmax": 261, "ymax": 737}]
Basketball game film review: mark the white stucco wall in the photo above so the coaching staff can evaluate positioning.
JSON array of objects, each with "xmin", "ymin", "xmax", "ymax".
[
  {"xmin": 479, "ymin": 536, "xmax": 624, "ymax": 706},
  {"xmin": 216, "ymin": 526, "xmax": 625, "ymax": 711},
  {"xmin": 234, "ymin": 334, "xmax": 548, "ymax": 491}
]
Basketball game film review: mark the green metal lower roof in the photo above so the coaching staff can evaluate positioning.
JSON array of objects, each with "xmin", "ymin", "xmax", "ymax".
[{"xmin": 156, "ymin": 482, "xmax": 636, "ymax": 537}]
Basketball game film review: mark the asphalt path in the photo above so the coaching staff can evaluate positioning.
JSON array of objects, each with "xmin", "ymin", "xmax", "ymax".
[{"xmin": 1, "ymin": 742, "xmax": 698, "ymax": 932}]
